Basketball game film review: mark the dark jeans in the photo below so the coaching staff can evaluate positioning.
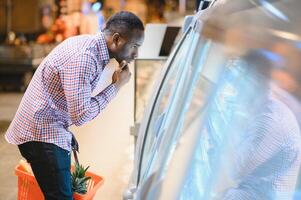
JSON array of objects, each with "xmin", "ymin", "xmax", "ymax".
[{"xmin": 18, "ymin": 142, "xmax": 73, "ymax": 200}]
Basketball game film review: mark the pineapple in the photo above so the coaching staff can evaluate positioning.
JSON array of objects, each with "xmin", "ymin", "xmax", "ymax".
[{"xmin": 71, "ymin": 163, "xmax": 91, "ymax": 194}]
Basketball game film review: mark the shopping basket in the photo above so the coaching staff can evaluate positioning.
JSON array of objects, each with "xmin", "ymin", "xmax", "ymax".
[{"xmin": 15, "ymin": 164, "xmax": 104, "ymax": 200}]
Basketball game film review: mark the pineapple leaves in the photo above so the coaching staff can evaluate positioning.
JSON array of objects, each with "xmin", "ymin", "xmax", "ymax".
[{"xmin": 71, "ymin": 163, "xmax": 91, "ymax": 194}]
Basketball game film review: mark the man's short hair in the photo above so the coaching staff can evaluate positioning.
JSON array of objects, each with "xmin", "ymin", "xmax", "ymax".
[{"xmin": 103, "ymin": 11, "xmax": 144, "ymax": 37}]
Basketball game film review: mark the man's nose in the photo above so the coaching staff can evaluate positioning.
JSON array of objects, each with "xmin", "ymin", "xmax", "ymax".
[{"xmin": 132, "ymin": 51, "xmax": 138, "ymax": 59}]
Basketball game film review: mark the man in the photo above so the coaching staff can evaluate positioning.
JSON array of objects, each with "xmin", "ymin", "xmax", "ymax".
[{"xmin": 5, "ymin": 11, "xmax": 144, "ymax": 199}]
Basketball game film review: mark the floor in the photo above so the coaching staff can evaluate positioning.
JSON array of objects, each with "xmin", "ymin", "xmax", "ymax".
[{"xmin": 0, "ymin": 93, "xmax": 23, "ymax": 200}]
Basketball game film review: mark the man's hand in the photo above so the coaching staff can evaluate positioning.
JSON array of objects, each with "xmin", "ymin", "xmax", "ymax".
[{"xmin": 112, "ymin": 60, "xmax": 131, "ymax": 90}]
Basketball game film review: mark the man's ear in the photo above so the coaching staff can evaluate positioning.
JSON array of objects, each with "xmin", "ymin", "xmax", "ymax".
[
  {"xmin": 112, "ymin": 32, "xmax": 126, "ymax": 49},
  {"xmin": 112, "ymin": 33, "xmax": 121, "ymax": 47},
  {"xmin": 112, "ymin": 33, "xmax": 120, "ymax": 45}
]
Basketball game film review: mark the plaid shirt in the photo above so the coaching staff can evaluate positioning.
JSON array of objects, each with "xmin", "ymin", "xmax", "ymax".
[{"xmin": 5, "ymin": 32, "xmax": 117, "ymax": 151}]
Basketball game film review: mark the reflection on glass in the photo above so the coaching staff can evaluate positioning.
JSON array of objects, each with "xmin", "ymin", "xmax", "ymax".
[
  {"xmin": 179, "ymin": 52, "xmax": 301, "ymax": 199},
  {"xmin": 135, "ymin": 59, "xmax": 166, "ymax": 123},
  {"xmin": 139, "ymin": 30, "xmax": 193, "ymax": 182}
]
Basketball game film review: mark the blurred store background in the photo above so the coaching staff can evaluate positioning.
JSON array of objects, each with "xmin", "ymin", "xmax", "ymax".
[{"xmin": 0, "ymin": 0, "xmax": 196, "ymax": 199}]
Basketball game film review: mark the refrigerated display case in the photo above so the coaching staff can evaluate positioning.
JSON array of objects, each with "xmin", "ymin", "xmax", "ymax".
[{"xmin": 124, "ymin": 0, "xmax": 301, "ymax": 199}]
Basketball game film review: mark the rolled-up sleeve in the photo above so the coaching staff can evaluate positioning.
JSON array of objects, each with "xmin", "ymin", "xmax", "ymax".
[{"xmin": 60, "ymin": 53, "xmax": 117, "ymax": 126}]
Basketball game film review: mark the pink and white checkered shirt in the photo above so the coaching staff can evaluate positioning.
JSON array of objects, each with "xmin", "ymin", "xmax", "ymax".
[{"xmin": 5, "ymin": 32, "xmax": 117, "ymax": 151}]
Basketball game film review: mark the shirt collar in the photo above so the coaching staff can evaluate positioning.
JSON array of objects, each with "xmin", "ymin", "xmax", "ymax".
[{"xmin": 95, "ymin": 32, "xmax": 110, "ymax": 65}]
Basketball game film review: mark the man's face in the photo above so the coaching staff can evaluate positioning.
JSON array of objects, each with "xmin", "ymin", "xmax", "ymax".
[{"xmin": 115, "ymin": 30, "xmax": 144, "ymax": 64}]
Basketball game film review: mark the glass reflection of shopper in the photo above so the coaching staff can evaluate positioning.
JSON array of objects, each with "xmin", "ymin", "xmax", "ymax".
[
  {"xmin": 5, "ymin": 11, "xmax": 144, "ymax": 199},
  {"xmin": 222, "ymin": 51, "xmax": 301, "ymax": 200}
]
